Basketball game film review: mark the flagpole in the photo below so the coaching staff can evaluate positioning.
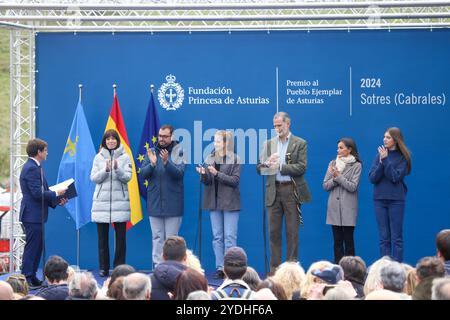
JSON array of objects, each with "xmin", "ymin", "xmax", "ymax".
[
  {"xmin": 77, "ymin": 83, "xmax": 83, "ymax": 269},
  {"xmin": 112, "ymin": 84, "xmax": 117, "ymax": 261},
  {"xmin": 150, "ymin": 84, "xmax": 154, "ymax": 94}
]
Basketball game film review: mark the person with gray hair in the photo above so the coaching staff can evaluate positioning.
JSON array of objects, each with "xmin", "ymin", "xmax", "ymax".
[
  {"xmin": 187, "ymin": 290, "xmax": 212, "ymax": 300},
  {"xmin": 324, "ymin": 287, "xmax": 354, "ymax": 300},
  {"xmin": 67, "ymin": 272, "xmax": 98, "ymax": 300},
  {"xmin": 256, "ymin": 111, "xmax": 312, "ymax": 273},
  {"xmin": 123, "ymin": 273, "xmax": 151, "ymax": 300},
  {"xmin": 379, "ymin": 261, "xmax": 409, "ymax": 299},
  {"xmin": 431, "ymin": 277, "xmax": 450, "ymax": 300}
]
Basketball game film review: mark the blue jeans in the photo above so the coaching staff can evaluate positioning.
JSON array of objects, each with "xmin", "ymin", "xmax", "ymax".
[
  {"xmin": 210, "ymin": 210, "xmax": 239, "ymax": 269},
  {"xmin": 149, "ymin": 216, "xmax": 182, "ymax": 266},
  {"xmin": 374, "ymin": 199, "xmax": 405, "ymax": 262}
]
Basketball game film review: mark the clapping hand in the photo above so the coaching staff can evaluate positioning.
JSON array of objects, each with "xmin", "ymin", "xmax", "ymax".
[
  {"xmin": 160, "ymin": 149, "xmax": 169, "ymax": 165},
  {"xmin": 207, "ymin": 165, "xmax": 218, "ymax": 176},
  {"xmin": 264, "ymin": 153, "xmax": 280, "ymax": 169},
  {"xmin": 378, "ymin": 145, "xmax": 388, "ymax": 162},
  {"xmin": 196, "ymin": 165, "xmax": 206, "ymax": 175},
  {"xmin": 106, "ymin": 159, "xmax": 112, "ymax": 172},
  {"xmin": 147, "ymin": 149, "xmax": 157, "ymax": 166}
]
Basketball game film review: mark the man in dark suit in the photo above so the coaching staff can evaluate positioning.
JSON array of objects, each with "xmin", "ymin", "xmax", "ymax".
[
  {"xmin": 257, "ymin": 112, "xmax": 311, "ymax": 273},
  {"xmin": 19, "ymin": 138, "xmax": 67, "ymax": 288}
]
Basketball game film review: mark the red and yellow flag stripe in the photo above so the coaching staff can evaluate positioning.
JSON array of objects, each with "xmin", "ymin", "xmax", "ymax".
[{"xmin": 105, "ymin": 92, "xmax": 143, "ymax": 228}]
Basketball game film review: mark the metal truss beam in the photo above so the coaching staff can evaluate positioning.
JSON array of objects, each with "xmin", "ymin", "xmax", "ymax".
[
  {"xmin": 0, "ymin": 1, "xmax": 450, "ymax": 32},
  {"xmin": 9, "ymin": 29, "xmax": 35, "ymax": 272}
]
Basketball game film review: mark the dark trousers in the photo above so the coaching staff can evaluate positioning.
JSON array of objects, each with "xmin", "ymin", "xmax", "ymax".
[
  {"xmin": 22, "ymin": 222, "xmax": 43, "ymax": 280},
  {"xmin": 374, "ymin": 199, "xmax": 405, "ymax": 262},
  {"xmin": 268, "ymin": 183, "xmax": 301, "ymax": 273},
  {"xmin": 332, "ymin": 225, "xmax": 355, "ymax": 264},
  {"xmin": 97, "ymin": 222, "xmax": 127, "ymax": 272}
]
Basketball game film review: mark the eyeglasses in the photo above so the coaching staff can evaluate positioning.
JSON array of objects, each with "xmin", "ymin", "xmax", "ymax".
[{"xmin": 158, "ymin": 134, "xmax": 171, "ymax": 139}]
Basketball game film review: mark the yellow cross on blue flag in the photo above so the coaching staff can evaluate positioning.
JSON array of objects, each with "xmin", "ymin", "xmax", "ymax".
[{"xmin": 57, "ymin": 100, "xmax": 96, "ymax": 229}]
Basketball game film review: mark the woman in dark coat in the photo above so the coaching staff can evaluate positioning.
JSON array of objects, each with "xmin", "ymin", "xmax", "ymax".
[{"xmin": 196, "ymin": 130, "xmax": 241, "ymax": 279}]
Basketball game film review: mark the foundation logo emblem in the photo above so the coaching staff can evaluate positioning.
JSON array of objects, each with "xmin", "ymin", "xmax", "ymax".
[{"xmin": 158, "ymin": 74, "xmax": 185, "ymax": 111}]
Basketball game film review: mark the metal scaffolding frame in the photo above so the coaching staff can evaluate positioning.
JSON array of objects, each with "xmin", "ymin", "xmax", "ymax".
[
  {"xmin": 1, "ymin": 0, "xmax": 450, "ymax": 272},
  {"xmin": 7, "ymin": 29, "xmax": 35, "ymax": 272}
]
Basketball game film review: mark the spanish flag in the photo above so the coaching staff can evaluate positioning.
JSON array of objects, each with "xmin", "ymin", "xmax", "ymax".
[{"xmin": 104, "ymin": 88, "xmax": 143, "ymax": 228}]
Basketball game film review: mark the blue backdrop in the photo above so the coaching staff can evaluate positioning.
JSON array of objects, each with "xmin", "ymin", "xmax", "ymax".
[{"xmin": 35, "ymin": 30, "xmax": 450, "ymax": 272}]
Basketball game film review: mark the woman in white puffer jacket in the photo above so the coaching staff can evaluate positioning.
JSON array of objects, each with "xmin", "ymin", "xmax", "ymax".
[{"xmin": 90, "ymin": 129, "xmax": 132, "ymax": 277}]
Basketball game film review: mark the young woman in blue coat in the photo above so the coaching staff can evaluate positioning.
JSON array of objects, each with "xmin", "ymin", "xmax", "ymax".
[{"xmin": 369, "ymin": 127, "xmax": 411, "ymax": 262}]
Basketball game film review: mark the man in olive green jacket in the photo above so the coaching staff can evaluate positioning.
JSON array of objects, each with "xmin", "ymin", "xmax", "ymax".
[{"xmin": 257, "ymin": 112, "xmax": 311, "ymax": 273}]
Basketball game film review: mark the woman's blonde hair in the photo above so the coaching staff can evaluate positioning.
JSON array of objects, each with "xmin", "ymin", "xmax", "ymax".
[
  {"xmin": 272, "ymin": 261, "xmax": 306, "ymax": 300},
  {"xmin": 185, "ymin": 249, "xmax": 205, "ymax": 275}
]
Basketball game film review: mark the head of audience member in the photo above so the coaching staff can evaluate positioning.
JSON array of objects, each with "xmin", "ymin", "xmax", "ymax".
[
  {"xmin": 301, "ymin": 260, "xmax": 334, "ymax": 299},
  {"xmin": 405, "ymin": 267, "xmax": 418, "ymax": 295},
  {"xmin": 252, "ymin": 288, "xmax": 278, "ymax": 300},
  {"xmin": 363, "ymin": 256, "xmax": 393, "ymax": 296},
  {"xmin": 223, "ymin": 247, "xmax": 248, "ymax": 280},
  {"xmin": 256, "ymin": 278, "xmax": 288, "ymax": 300},
  {"xmin": 108, "ymin": 264, "xmax": 136, "ymax": 290},
  {"xmin": 68, "ymin": 272, "xmax": 98, "ymax": 300},
  {"xmin": 415, "ymin": 256, "xmax": 445, "ymax": 282},
  {"xmin": 107, "ymin": 276, "xmax": 125, "ymax": 300},
  {"xmin": 311, "ymin": 264, "xmax": 344, "ymax": 285},
  {"xmin": 174, "ymin": 268, "xmax": 209, "ymax": 300},
  {"xmin": 67, "ymin": 266, "xmax": 76, "ymax": 284},
  {"xmin": 0, "ymin": 281, "xmax": 14, "ymax": 300},
  {"xmin": 186, "ymin": 290, "xmax": 212, "ymax": 300},
  {"xmin": 162, "ymin": 236, "xmax": 187, "ymax": 263},
  {"xmin": 272, "ymin": 261, "xmax": 305, "ymax": 300},
  {"xmin": 310, "ymin": 263, "xmax": 345, "ymax": 297},
  {"xmin": 324, "ymin": 286, "xmax": 354, "ymax": 300},
  {"xmin": 44, "ymin": 255, "xmax": 69, "ymax": 285},
  {"xmin": 6, "ymin": 274, "xmax": 29, "ymax": 297},
  {"xmin": 436, "ymin": 229, "xmax": 450, "ymax": 262},
  {"xmin": 19, "ymin": 295, "xmax": 46, "ymax": 300},
  {"xmin": 339, "ymin": 256, "xmax": 367, "ymax": 285},
  {"xmin": 242, "ymin": 266, "xmax": 262, "ymax": 291},
  {"xmin": 431, "ymin": 278, "xmax": 450, "ymax": 300},
  {"xmin": 365, "ymin": 289, "xmax": 402, "ymax": 300},
  {"xmin": 186, "ymin": 249, "xmax": 205, "ymax": 275},
  {"xmin": 379, "ymin": 261, "xmax": 406, "ymax": 293},
  {"xmin": 123, "ymin": 273, "xmax": 152, "ymax": 300}
]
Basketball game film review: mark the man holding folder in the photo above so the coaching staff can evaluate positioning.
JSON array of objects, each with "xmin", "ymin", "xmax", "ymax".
[{"xmin": 20, "ymin": 138, "xmax": 68, "ymax": 288}]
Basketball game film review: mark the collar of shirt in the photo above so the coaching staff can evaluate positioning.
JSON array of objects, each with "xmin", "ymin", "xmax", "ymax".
[
  {"xmin": 30, "ymin": 157, "xmax": 41, "ymax": 167},
  {"xmin": 276, "ymin": 133, "xmax": 291, "ymax": 181}
]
